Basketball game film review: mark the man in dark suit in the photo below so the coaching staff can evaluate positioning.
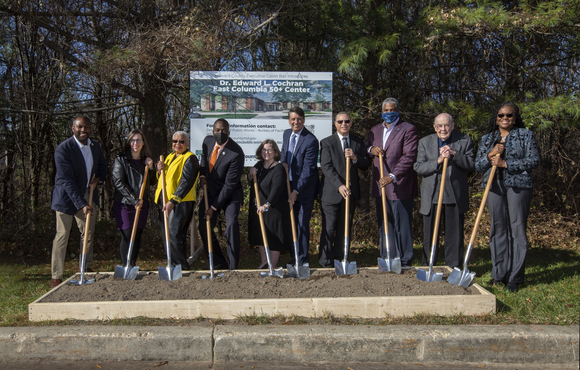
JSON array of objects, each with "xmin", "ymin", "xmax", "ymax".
[
  {"xmin": 319, "ymin": 112, "xmax": 370, "ymax": 267},
  {"xmin": 280, "ymin": 107, "xmax": 319, "ymax": 265},
  {"xmin": 414, "ymin": 113, "xmax": 475, "ymax": 268},
  {"xmin": 50, "ymin": 116, "xmax": 107, "ymax": 288},
  {"xmin": 366, "ymin": 98, "xmax": 418, "ymax": 267},
  {"xmin": 198, "ymin": 118, "xmax": 245, "ymax": 269}
]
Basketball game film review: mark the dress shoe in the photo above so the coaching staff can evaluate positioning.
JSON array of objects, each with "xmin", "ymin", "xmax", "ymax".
[
  {"xmin": 213, "ymin": 262, "xmax": 228, "ymax": 270},
  {"xmin": 488, "ymin": 278, "xmax": 505, "ymax": 286},
  {"xmin": 504, "ymin": 282, "xmax": 519, "ymax": 292},
  {"xmin": 50, "ymin": 279, "xmax": 62, "ymax": 289},
  {"xmin": 257, "ymin": 263, "xmax": 268, "ymax": 269},
  {"xmin": 85, "ymin": 267, "xmax": 94, "ymax": 272}
]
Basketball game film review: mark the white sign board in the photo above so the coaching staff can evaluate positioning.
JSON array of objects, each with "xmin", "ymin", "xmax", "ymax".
[{"xmin": 189, "ymin": 71, "xmax": 333, "ymax": 166}]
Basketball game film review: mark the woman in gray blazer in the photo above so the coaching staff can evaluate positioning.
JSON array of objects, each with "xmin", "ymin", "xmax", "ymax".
[{"xmin": 475, "ymin": 102, "xmax": 540, "ymax": 292}]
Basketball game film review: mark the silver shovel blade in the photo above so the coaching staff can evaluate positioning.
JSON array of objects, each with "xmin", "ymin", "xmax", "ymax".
[
  {"xmin": 113, "ymin": 265, "xmax": 140, "ymax": 280},
  {"xmin": 158, "ymin": 264, "xmax": 182, "ymax": 281},
  {"xmin": 113, "ymin": 265, "xmax": 125, "ymax": 278},
  {"xmin": 125, "ymin": 266, "xmax": 139, "ymax": 280},
  {"xmin": 459, "ymin": 272, "xmax": 476, "ymax": 288},
  {"xmin": 260, "ymin": 267, "xmax": 284, "ymax": 279},
  {"xmin": 447, "ymin": 267, "xmax": 463, "ymax": 285},
  {"xmin": 70, "ymin": 276, "xmax": 95, "ymax": 285},
  {"xmin": 202, "ymin": 271, "xmax": 224, "ymax": 279},
  {"xmin": 416, "ymin": 268, "xmax": 443, "ymax": 282},
  {"xmin": 287, "ymin": 263, "xmax": 310, "ymax": 279},
  {"xmin": 377, "ymin": 257, "xmax": 402, "ymax": 274},
  {"xmin": 334, "ymin": 259, "xmax": 357, "ymax": 275}
]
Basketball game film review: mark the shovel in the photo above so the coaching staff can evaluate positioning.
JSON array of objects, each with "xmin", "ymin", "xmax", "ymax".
[
  {"xmin": 377, "ymin": 153, "xmax": 402, "ymax": 274},
  {"xmin": 114, "ymin": 166, "xmax": 149, "ymax": 280},
  {"xmin": 417, "ymin": 157, "xmax": 449, "ymax": 283},
  {"xmin": 334, "ymin": 156, "xmax": 357, "ymax": 275},
  {"xmin": 70, "ymin": 177, "xmax": 96, "ymax": 285},
  {"xmin": 202, "ymin": 183, "xmax": 224, "ymax": 280},
  {"xmin": 448, "ymin": 137, "xmax": 506, "ymax": 287},
  {"xmin": 285, "ymin": 167, "xmax": 310, "ymax": 279},
  {"xmin": 252, "ymin": 172, "xmax": 283, "ymax": 278},
  {"xmin": 158, "ymin": 155, "xmax": 182, "ymax": 281}
]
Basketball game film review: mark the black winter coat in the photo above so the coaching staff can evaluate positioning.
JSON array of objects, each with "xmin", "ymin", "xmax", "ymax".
[{"xmin": 112, "ymin": 151, "xmax": 157, "ymax": 206}]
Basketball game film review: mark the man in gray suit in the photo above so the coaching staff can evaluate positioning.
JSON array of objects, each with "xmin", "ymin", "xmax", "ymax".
[{"xmin": 414, "ymin": 113, "xmax": 475, "ymax": 268}]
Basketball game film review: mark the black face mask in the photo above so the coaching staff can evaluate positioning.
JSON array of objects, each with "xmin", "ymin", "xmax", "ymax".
[{"xmin": 214, "ymin": 132, "xmax": 229, "ymax": 145}]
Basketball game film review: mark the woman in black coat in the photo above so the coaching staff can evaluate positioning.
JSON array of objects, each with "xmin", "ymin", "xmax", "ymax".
[
  {"xmin": 112, "ymin": 129, "xmax": 156, "ymax": 266},
  {"xmin": 248, "ymin": 139, "xmax": 291, "ymax": 269}
]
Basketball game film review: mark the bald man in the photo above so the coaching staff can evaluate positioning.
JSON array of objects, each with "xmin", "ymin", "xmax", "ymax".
[
  {"xmin": 50, "ymin": 116, "xmax": 107, "ymax": 288},
  {"xmin": 413, "ymin": 113, "xmax": 474, "ymax": 269}
]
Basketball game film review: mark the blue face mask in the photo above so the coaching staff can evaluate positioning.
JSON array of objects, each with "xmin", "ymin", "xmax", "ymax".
[{"xmin": 382, "ymin": 111, "xmax": 400, "ymax": 123}]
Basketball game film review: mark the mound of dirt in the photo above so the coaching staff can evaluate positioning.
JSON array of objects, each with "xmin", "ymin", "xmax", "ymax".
[{"xmin": 42, "ymin": 268, "xmax": 478, "ymax": 303}]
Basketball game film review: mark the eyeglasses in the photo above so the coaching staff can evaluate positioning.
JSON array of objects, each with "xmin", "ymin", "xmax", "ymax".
[
  {"xmin": 172, "ymin": 140, "xmax": 186, "ymax": 144},
  {"xmin": 497, "ymin": 113, "xmax": 514, "ymax": 118},
  {"xmin": 130, "ymin": 139, "xmax": 143, "ymax": 144},
  {"xmin": 434, "ymin": 124, "xmax": 451, "ymax": 130},
  {"xmin": 336, "ymin": 120, "xmax": 351, "ymax": 124},
  {"xmin": 262, "ymin": 149, "xmax": 274, "ymax": 153}
]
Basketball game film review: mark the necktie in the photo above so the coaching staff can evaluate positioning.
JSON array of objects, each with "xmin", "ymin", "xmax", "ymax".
[
  {"xmin": 342, "ymin": 137, "xmax": 349, "ymax": 152},
  {"xmin": 287, "ymin": 134, "xmax": 296, "ymax": 163},
  {"xmin": 209, "ymin": 146, "xmax": 219, "ymax": 172}
]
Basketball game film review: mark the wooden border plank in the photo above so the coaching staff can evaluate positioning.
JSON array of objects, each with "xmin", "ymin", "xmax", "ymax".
[{"xmin": 29, "ymin": 268, "xmax": 496, "ymax": 321}]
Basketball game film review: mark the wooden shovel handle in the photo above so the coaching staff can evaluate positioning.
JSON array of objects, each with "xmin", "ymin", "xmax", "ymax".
[
  {"xmin": 160, "ymin": 156, "xmax": 170, "ymax": 246},
  {"xmin": 430, "ymin": 157, "xmax": 449, "ymax": 246},
  {"xmin": 468, "ymin": 137, "xmax": 507, "ymax": 246},
  {"xmin": 344, "ymin": 157, "xmax": 351, "ymax": 238},
  {"xmin": 129, "ymin": 166, "xmax": 149, "ymax": 243},
  {"xmin": 252, "ymin": 172, "xmax": 270, "ymax": 248},
  {"xmin": 203, "ymin": 183, "xmax": 214, "ymax": 253},
  {"xmin": 81, "ymin": 175, "xmax": 96, "ymax": 255},
  {"xmin": 378, "ymin": 153, "xmax": 389, "ymax": 234},
  {"xmin": 285, "ymin": 167, "xmax": 298, "ymax": 243}
]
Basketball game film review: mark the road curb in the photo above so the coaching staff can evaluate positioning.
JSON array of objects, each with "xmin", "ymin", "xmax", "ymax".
[
  {"xmin": 0, "ymin": 326, "xmax": 213, "ymax": 362},
  {"xmin": 1, "ymin": 325, "xmax": 578, "ymax": 365}
]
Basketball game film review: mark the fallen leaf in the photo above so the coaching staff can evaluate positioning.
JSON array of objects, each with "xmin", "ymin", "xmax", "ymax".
[
  {"xmin": 478, "ymin": 365, "xmax": 485, "ymax": 368},
  {"xmin": 95, "ymin": 365, "xmax": 102, "ymax": 369},
  {"xmin": 154, "ymin": 361, "xmax": 168, "ymax": 367}
]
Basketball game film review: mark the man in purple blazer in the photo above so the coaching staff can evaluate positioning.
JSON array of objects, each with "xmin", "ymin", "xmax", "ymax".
[
  {"xmin": 366, "ymin": 98, "xmax": 418, "ymax": 267},
  {"xmin": 50, "ymin": 117, "xmax": 107, "ymax": 288}
]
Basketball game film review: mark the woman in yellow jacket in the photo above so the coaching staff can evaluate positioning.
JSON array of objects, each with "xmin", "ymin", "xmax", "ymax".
[{"xmin": 155, "ymin": 131, "xmax": 199, "ymax": 270}]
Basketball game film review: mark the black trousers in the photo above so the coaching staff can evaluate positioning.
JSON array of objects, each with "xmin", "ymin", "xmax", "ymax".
[
  {"xmin": 158, "ymin": 201, "xmax": 193, "ymax": 270},
  {"xmin": 422, "ymin": 203, "xmax": 464, "ymax": 269},
  {"xmin": 198, "ymin": 198, "xmax": 241, "ymax": 270},
  {"xmin": 119, "ymin": 228, "xmax": 144, "ymax": 266},
  {"xmin": 318, "ymin": 199, "xmax": 356, "ymax": 268}
]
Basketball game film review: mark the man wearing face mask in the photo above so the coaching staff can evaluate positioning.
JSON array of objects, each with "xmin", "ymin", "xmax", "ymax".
[
  {"xmin": 366, "ymin": 98, "xmax": 418, "ymax": 268},
  {"xmin": 199, "ymin": 118, "xmax": 245, "ymax": 270}
]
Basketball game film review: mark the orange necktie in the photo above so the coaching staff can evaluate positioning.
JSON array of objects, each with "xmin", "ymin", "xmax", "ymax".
[{"xmin": 209, "ymin": 146, "xmax": 219, "ymax": 172}]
